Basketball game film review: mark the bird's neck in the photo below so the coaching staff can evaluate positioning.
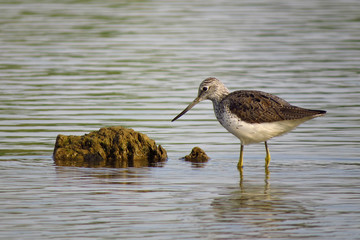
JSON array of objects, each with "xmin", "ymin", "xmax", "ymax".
[
  {"xmin": 210, "ymin": 86, "xmax": 229, "ymax": 103},
  {"xmin": 211, "ymin": 89, "xmax": 229, "ymax": 111}
]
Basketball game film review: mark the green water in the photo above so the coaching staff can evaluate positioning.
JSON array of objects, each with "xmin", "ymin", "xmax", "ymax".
[{"xmin": 1, "ymin": 0, "xmax": 360, "ymax": 239}]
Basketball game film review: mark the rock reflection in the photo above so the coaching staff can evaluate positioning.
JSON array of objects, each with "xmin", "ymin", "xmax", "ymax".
[
  {"xmin": 55, "ymin": 166, "xmax": 152, "ymax": 185},
  {"xmin": 212, "ymin": 169, "xmax": 315, "ymax": 235},
  {"xmin": 183, "ymin": 161, "xmax": 208, "ymax": 169}
]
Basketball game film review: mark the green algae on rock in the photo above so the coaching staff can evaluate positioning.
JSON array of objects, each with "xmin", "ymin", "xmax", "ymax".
[
  {"xmin": 184, "ymin": 147, "xmax": 210, "ymax": 163},
  {"xmin": 53, "ymin": 126, "xmax": 167, "ymax": 168}
]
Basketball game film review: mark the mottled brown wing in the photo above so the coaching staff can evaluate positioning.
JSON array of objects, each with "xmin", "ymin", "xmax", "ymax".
[{"xmin": 225, "ymin": 90, "xmax": 325, "ymax": 123}]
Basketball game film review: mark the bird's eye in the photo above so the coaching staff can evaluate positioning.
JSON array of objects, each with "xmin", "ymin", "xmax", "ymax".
[{"xmin": 202, "ymin": 86, "xmax": 208, "ymax": 91}]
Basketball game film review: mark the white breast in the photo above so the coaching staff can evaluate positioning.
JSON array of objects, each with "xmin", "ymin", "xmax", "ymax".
[{"xmin": 215, "ymin": 108, "xmax": 313, "ymax": 145}]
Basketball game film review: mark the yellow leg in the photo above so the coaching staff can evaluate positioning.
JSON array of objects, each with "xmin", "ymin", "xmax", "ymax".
[
  {"xmin": 237, "ymin": 144, "xmax": 244, "ymax": 169},
  {"xmin": 264, "ymin": 141, "xmax": 271, "ymax": 167},
  {"xmin": 239, "ymin": 167, "xmax": 244, "ymax": 189}
]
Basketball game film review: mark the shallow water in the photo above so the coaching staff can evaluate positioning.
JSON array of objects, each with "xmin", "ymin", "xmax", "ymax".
[{"xmin": 1, "ymin": 0, "xmax": 360, "ymax": 239}]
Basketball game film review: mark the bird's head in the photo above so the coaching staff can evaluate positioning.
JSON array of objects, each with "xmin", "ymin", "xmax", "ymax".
[{"xmin": 171, "ymin": 77, "xmax": 229, "ymax": 122}]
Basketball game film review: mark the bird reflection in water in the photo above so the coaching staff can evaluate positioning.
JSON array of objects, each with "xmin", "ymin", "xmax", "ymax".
[
  {"xmin": 211, "ymin": 168, "xmax": 315, "ymax": 237},
  {"xmin": 238, "ymin": 166, "xmax": 270, "ymax": 192}
]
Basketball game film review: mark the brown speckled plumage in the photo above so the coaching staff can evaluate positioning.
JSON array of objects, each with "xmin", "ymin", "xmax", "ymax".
[{"xmin": 225, "ymin": 90, "xmax": 326, "ymax": 123}]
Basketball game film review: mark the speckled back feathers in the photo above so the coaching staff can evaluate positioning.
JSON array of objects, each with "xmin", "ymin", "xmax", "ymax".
[{"xmin": 223, "ymin": 90, "xmax": 326, "ymax": 124}]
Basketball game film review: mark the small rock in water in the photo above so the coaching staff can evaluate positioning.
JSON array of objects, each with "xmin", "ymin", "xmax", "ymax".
[
  {"xmin": 53, "ymin": 126, "xmax": 167, "ymax": 168},
  {"xmin": 184, "ymin": 147, "xmax": 210, "ymax": 163}
]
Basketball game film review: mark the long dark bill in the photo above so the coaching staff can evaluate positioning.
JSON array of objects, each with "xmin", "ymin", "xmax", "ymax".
[{"xmin": 171, "ymin": 98, "xmax": 200, "ymax": 122}]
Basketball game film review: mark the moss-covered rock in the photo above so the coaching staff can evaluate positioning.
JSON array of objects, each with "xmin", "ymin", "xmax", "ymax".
[
  {"xmin": 184, "ymin": 147, "xmax": 210, "ymax": 163},
  {"xmin": 53, "ymin": 126, "xmax": 167, "ymax": 168}
]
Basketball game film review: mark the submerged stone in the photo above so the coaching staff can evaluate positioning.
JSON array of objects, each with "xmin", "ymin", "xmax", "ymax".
[
  {"xmin": 184, "ymin": 147, "xmax": 210, "ymax": 163},
  {"xmin": 53, "ymin": 126, "xmax": 167, "ymax": 168}
]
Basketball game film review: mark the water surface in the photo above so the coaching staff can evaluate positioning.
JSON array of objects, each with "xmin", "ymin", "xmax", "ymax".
[{"xmin": 1, "ymin": 0, "xmax": 360, "ymax": 239}]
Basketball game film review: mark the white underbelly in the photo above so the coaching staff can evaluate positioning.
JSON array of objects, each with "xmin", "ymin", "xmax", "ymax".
[{"xmin": 217, "ymin": 112, "xmax": 312, "ymax": 145}]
